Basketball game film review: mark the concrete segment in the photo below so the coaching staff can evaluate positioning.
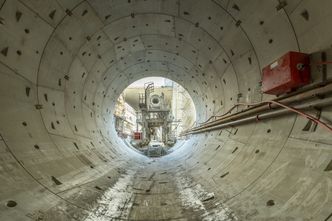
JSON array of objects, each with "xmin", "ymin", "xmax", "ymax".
[{"xmin": 0, "ymin": 0, "xmax": 331, "ymax": 220}]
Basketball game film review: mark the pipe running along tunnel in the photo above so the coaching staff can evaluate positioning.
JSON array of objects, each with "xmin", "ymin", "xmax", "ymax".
[{"xmin": 0, "ymin": 0, "xmax": 331, "ymax": 220}]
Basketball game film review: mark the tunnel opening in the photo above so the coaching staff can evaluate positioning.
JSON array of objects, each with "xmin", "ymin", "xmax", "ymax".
[
  {"xmin": 0, "ymin": 0, "xmax": 332, "ymax": 220},
  {"xmin": 113, "ymin": 77, "xmax": 196, "ymax": 158}
]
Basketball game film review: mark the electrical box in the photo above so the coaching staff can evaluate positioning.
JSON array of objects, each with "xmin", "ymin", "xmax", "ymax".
[
  {"xmin": 133, "ymin": 132, "xmax": 142, "ymax": 140},
  {"xmin": 262, "ymin": 51, "xmax": 311, "ymax": 95}
]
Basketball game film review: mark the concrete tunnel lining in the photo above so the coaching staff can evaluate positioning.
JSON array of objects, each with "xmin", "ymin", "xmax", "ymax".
[{"xmin": 0, "ymin": 0, "xmax": 331, "ymax": 220}]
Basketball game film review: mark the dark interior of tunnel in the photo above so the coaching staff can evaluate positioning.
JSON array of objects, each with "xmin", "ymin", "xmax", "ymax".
[{"xmin": 0, "ymin": 0, "xmax": 331, "ymax": 220}]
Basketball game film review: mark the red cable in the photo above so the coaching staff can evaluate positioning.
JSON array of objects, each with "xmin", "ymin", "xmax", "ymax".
[
  {"xmin": 314, "ymin": 61, "xmax": 332, "ymax": 65},
  {"xmin": 195, "ymin": 100, "xmax": 332, "ymax": 133},
  {"xmin": 268, "ymin": 100, "xmax": 332, "ymax": 133},
  {"xmin": 198, "ymin": 104, "xmax": 242, "ymax": 125}
]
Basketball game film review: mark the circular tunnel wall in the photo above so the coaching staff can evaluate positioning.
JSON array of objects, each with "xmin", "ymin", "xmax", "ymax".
[{"xmin": 0, "ymin": 0, "xmax": 331, "ymax": 220}]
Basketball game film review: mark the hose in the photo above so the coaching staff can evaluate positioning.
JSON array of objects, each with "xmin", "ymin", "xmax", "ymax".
[{"xmin": 196, "ymin": 100, "xmax": 332, "ymax": 133}]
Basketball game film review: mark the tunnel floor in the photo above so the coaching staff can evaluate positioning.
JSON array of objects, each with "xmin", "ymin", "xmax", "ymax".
[{"xmin": 41, "ymin": 158, "xmax": 236, "ymax": 221}]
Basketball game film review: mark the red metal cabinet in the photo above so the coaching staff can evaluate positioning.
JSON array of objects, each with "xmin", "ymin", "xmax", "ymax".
[
  {"xmin": 262, "ymin": 51, "xmax": 311, "ymax": 95},
  {"xmin": 133, "ymin": 132, "xmax": 142, "ymax": 140}
]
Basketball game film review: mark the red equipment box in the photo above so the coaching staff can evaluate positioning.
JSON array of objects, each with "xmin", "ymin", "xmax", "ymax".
[
  {"xmin": 262, "ymin": 51, "xmax": 311, "ymax": 95},
  {"xmin": 133, "ymin": 132, "xmax": 142, "ymax": 140}
]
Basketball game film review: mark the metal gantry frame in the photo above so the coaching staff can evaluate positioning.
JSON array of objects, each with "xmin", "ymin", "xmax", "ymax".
[{"xmin": 136, "ymin": 82, "xmax": 175, "ymax": 145}]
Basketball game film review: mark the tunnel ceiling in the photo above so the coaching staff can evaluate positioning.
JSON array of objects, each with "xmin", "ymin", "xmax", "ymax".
[{"xmin": 0, "ymin": 0, "xmax": 332, "ymax": 220}]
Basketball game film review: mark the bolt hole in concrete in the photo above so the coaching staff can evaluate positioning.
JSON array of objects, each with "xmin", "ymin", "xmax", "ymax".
[
  {"xmin": 114, "ymin": 77, "xmax": 196, "ymax": 158},
  {"xmin": 6, "ymin": 200, "xmax": 17, "ymax": 208},
  {"xmin": 266, "ymin": 200, "xmax": 275, "ymax": 207}
]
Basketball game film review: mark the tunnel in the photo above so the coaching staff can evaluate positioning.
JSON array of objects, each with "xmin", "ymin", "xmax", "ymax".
[{"xmin": 0, "ymin": 0, "xmax": 332, "ymax": 220}]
